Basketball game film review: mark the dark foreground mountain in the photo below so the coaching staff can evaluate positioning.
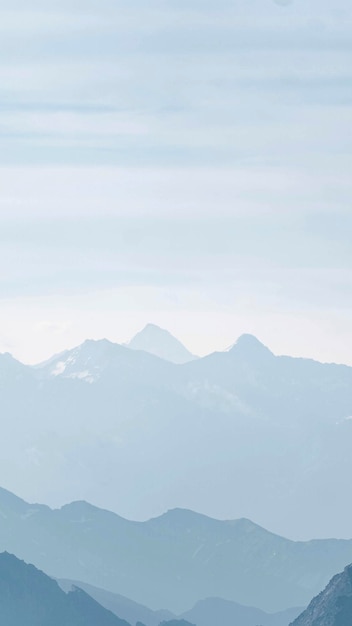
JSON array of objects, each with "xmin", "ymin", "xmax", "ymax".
[
  {"xmin": 1, "ymin": 487, "xmax": 352, "ymax": 614},
  {"xmin": 291, "ymin": 564, "xmax": 352, "ymax": 626},
  {"xmin": 2, "ymin": 332, "xmax": 352, "ymax": 539},
  {"xmin": 0, "ymin": 552, "xmax": 131, "ymax": 626}
]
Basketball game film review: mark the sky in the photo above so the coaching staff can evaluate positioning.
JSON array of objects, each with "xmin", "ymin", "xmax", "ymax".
[{"xmin": 0, "ymin": 0, "xmax": 352, "ymax": 365}]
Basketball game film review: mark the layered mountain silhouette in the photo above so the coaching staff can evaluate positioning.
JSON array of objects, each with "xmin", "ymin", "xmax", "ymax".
[
  {"xmin": 126, "ymin": 324, "xmax": 198, "ymax": 364},
  {"xmin": 182, "ymin": 598, "xmax": 302, "ymax": 626},
  {"xmin": 1, "ymin": 330, "xmax": 352, "ymax": 539},
  {"xmin": 1, "ymin": 486, "xmax": 352, "ymax": 614},
  {"xmin": 291, "ymin": 564, "xmax": 352, "ymax": 626},
  {"xmin": 58, "ymin": 579, "xmax": 302, "ymax": 626},
  {"xmin": 0, "ymin": 552, "xmax": 131, "ymax": 626},
  {"xmin": 58, "ymin": 579, "xmax": 174, "ymax": 626}
]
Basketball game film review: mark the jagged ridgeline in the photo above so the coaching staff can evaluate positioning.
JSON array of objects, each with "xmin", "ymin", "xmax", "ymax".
[{"xmin": 290, "ymin": 564, "xmax": 352, "ymax": 626}]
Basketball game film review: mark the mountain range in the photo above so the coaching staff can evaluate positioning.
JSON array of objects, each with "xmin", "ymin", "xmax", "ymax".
[
  {"xmin": 1, "ymin": 326, "xmax": 352, "ymax": 539},
  {"xmin": 1, "ymin": 486, "xmax": 352, "ymax": 615}
]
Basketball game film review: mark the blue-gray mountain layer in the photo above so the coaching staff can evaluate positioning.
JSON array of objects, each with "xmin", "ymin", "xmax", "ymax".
[
  {"xmin": 1, "ymin": 332, "xmax": 352, "ymax": 539},
  {"xmin": 58, "ymin": 580, "xmax": 302, "ymax": 626},
  {"xmin": 0, "ymin": 552, "xmax": 131, "ymax": 626},
  {"xmin": 1, "ymin": 487, "xmax": 352, "ymax": 614}
]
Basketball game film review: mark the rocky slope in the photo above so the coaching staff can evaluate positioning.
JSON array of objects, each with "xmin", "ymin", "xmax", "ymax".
[{"xmin": 291, "ymin": 564, "xmax": 352, "ymax": 626}]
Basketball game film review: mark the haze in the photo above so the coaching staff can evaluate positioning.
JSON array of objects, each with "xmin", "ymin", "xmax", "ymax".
[
  {"xmin": 1, "ymin": 4, "xmax": 352, "ymax": 623},
  {"xmin": 0, "ymin": 0, "xmax": 351, "ymax": 365}
]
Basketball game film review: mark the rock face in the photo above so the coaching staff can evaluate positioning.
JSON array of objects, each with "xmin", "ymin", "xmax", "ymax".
[
  {"xmin": 291, "ymin": 564, "xmax": 352, "ymax": 626},
  {"xmin": 0, "ymin": 552, "xmax": 131, "ymax": 626}
]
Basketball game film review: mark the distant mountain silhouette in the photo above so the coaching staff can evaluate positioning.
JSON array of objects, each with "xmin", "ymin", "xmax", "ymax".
[
  {"xmin": 227, "ymin": 333, "xmax": 274, "ymax": 358},
  {"xmin": 58, "ymin": 579, "xmax": 174, "ymax": 626},
  {"xmin": 182, "ymin": 597, "xmax": 302, "ymax": 626},
  {"xmin": 0, "ymin": 352, "xmax": 32, "ymax": 388},
  {"xmin": 0, "ymin": 552, "xmax": 130, "ymax": 626},
  {"xmin": 58, "ymin": 579, "xmax": 302, "ymax": 626},
  {"xmin": 34, "ymin": 336, "xmax": 174, "ymax": 383},
  {"xmin": 2, "ymin": 332, "xmax": 352, "ymax": 539},
  {"xmin": 1, "ymin": 487, "xmax": 352, "ymax": 614},
  {"xmin": 291, "ymin": 564, "xmax": 352, "ymax": 626},
  {"xmin": 126, "ymin": 324, "xmax": 198, "ymax": 364}
]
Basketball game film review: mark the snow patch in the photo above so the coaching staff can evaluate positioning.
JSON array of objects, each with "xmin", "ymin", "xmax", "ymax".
[
  {"xmin": 52, "ymin": 361, "xmax": 66, "ymax": 376},
  {"xmin": 68, "ymin": 370, "xmax": 98, "ymax": 384},
  {"xmin": 51, "ymin": 355, "xmax": 77, "ymax": 376}
]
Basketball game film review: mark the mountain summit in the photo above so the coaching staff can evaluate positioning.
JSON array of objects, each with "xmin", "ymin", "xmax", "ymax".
[
  {"xmin": 227, "ymin": 334, "xmax": 273, "ymax": 358},
  {"xmin": 126, "ymin": 324, "xmax": 197, "ymax": 364}
]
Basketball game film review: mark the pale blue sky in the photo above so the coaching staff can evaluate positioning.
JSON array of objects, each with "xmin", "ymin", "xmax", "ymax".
[{"xmin": 0, "ymin": 0, "xmax": 351, "ymax": 363}]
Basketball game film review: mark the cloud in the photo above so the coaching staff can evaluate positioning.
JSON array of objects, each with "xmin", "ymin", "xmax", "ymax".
[
  {"xmin": 0, "ymin": 0, "xmax": 351, "ymax": 365},
  {"xmin": 0, "ymin": 0, "xmax": 350, "ymax": 178},
  {"xmin": 0, "ymin": 165, "xmax": 351, "ymax": 219}
]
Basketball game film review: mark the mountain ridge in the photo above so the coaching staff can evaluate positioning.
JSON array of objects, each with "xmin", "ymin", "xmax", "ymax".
[{"xmin": 1, "ymin": 486, "xmax": 352, "ymax": 614}]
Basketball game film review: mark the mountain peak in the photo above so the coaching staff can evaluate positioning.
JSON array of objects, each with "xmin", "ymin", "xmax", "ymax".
[
  {"xmin": 126, "ymin": 324, "xmax": 197, "ymax": 364},
  {"xmin": 228, "ymin": 334, "xmax": 273, "ymax": 358},
  {"xmin": 144, "ymin": 323, "xmax": 165, "ymax": 332}
]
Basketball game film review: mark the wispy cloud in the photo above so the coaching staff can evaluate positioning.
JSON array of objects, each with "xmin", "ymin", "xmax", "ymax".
[
  {"xmin": 0, "ymin": 0, "xmax": 351, "ymax": 166},
  {"xmin": 0, "ymin": 0, "xmax": 351, "ymax": 364}
]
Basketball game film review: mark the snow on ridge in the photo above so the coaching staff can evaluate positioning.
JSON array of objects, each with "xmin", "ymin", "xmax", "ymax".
[
  {"xmin": 51, "ymin": 361, "xmax": 67, "ymax": 376},
  {"xmin": 67, "ymin": 370, "xmax": 97, "ymax": 384}
]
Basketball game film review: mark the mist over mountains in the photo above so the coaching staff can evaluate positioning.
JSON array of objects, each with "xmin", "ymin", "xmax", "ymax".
[
  {"xmin": 1, "ymin": 486, "xmax": 352, "ymax": 615},
  {"xmin": 57, "ymin": 580, "xmax": 302, "ymax": 626},
  {"xmin": 1, "ymin": 325, "xmax": 352, "ymax": 539}
]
